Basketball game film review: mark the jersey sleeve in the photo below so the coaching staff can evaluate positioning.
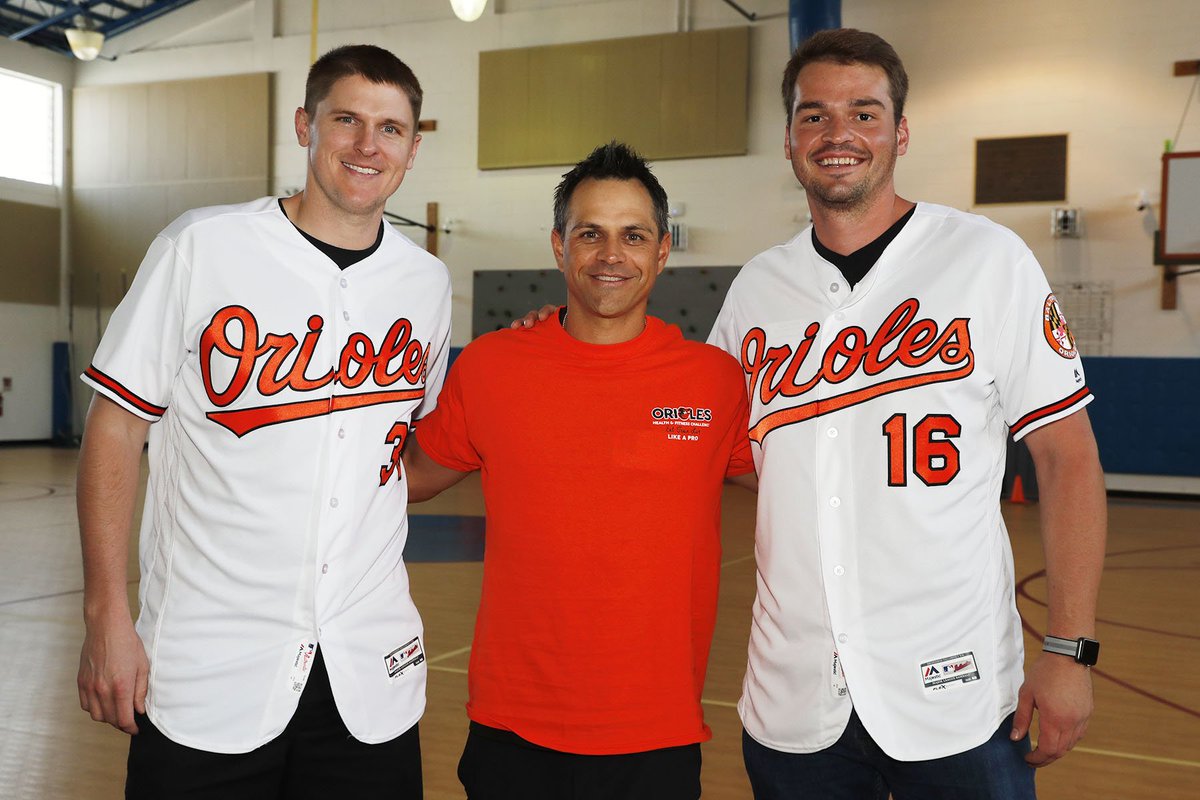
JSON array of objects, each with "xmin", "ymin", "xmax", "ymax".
[
  {"xmin": 994, "ymin": 251, "xmax": 1093, "ymax": 441},
  {"xmin": 81, "ymin": 233, "xmax": 191, "ymax": 421},
  {"xmin": 414, "ymin": 287, "xmax": 452, "ymax": 422},
  {"xmin": 706, "ymin": 288, "xmax": 742, "ymax": 360},
  {"xmin": 412, "ymin": 351, "xmax": 481, "ymax": 473}
]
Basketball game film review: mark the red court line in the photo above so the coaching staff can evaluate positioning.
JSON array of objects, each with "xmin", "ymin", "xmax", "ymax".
[{"xmin": 1016, "ymin": 544, "xmax": 1200, "ymax": 720}]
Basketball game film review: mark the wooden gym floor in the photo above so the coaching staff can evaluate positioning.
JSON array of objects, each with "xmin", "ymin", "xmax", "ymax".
[{"xmin": 0, "ymin": 444, "xmax": 1197, "ymax": 799}]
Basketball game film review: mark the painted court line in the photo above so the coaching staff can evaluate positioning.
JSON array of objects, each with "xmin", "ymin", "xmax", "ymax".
[
  {"xmin": 428, "ymin": 645, "xmax": 472, "ymax": 664},
  {"xmin": 721, "ymin": 553, "xmax": 755, "ymax": 568},
  {"xmin": 701, "ymin": 698, "xmax": 738, "ymax": 709},
  {"xmin": 429, "ymin": 664, "xmax": 468, "ymax": 675},
  {"xmin": 1073, "ymin": 746, "xmax": 1200, "ymax": 769}
]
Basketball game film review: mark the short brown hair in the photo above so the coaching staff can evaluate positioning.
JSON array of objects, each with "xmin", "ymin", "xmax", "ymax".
[
  {"xmin": 553, "ymin": 142, "xmax": 670, "ymax": 241},
  {"xmin": 304, "ymin": 44, "xmax": 423, "ymax": 123},
  {"xmin": 781, "ymin": 28, "xmax": 908, "ymax": 124}
]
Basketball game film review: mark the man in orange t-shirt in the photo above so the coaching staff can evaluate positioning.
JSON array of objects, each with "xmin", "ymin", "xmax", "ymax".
[{"xmin": 404, "ymin": 142, "xmax": 755, "ymax": 800}]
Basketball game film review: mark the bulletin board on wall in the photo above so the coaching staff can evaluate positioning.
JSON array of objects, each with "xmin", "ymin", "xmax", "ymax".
[{"xmin": 1157, "ymin": 150, "xmax": 1200, "ymax": 308}]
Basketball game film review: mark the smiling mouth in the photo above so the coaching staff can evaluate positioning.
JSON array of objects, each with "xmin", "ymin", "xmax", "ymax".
[
  {"xmin": 815, "ymin": 156, "xmax": 864, "ymax": 167},
  {"xmin": 592, "ymin": 274, "xmax": 632, "ymax": 283},
  {"xmin": 343, "ymin": 162, "xmax": 380, "ymax": 175}
]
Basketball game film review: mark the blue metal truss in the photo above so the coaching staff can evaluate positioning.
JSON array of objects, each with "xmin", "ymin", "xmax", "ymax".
[{"xmin": 0, "ymin": 0, "xmax": 199, "ymax": 59}]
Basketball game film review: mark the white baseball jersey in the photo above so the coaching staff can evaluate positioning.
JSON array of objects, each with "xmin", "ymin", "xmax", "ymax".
[
  {"xmin": 82, "ymin": 197, "xmax": 451, "ymax": 753},
  {"xmin": 709, "ymin": 203, "xmax": 1092, "ymax": 761}
]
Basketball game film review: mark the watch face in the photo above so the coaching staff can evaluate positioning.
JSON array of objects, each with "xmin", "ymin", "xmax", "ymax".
[{"xmin": 1078, "ymin": 638, "xmax": 1100, "ymax": 666}]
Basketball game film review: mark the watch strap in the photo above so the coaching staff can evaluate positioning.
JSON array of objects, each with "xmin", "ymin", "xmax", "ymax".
[{"xmin": 1042, "ymin": 635, "xmax": 1100, "ymax": 666}]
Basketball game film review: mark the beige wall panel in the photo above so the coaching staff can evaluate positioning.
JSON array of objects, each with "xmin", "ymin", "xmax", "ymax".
[
  {"xmin": 149, "ymin": 83, "xmax": 188, "ymax": 183},
  {"xmin": 72, "ymin": 73, "xmax": 269, "ymax": 309},
  {"xmin": 715, "ymin": 27, "xmax": 750, "ymax": 155},
  {"xmin": 123, "ymin": 84, "xmax": 151, "ymax": 185},
  {"xmin": 604, "ymin": 38, "xmax": 662, "ymax": 155},
  {"xmin": 478, "ymin": 49, "xmax": 531, "ymax": 168},
  {"xmin": 70, "ymin": 186, "xmax": 168, "ymax": 308},
  {"xmin": 165, "ymin": 179, "xmax": 268, "ymax": 222},
  {"xmin": 478, "ymin": 27, "xmax": 749, "ymax": 169},
  {"xmin": 0, "ymin": 201, "xmax": 60, "ymax": 306}
]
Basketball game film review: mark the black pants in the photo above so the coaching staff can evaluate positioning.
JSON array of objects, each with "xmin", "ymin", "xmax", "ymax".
[
  {"xmin": 457, "ymin": 721, "xmax": 702, "ymax": 800},
  {"xmin": 126, "ymin": 648, "xmax": 422, "ymax": 799}
]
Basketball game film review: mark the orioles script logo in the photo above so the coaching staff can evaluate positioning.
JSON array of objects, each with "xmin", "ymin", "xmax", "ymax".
[
  {"xmin": 742, "ymin": 298, "xmax": 973, "ymax": 443},
  {"xmin": 200, "ymin": 305, "xmax": 429, "ymax": 437}
]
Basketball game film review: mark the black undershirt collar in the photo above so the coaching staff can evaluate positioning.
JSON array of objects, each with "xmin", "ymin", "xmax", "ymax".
[
  {"xmin": 812, "ymin": 205, "xmax": 917, "ymax": 290},
  {"xmin": 277, "ymin": 198, "xmax": 384, "ymax": 270}
]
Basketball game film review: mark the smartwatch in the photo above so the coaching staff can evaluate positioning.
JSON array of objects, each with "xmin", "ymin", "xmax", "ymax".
[{"xmin": 1042, "ymin": 635, "xmax": 1100, "ymax": 666}]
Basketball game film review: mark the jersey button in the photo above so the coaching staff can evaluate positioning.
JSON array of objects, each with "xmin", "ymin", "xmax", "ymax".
[
  {"xmin": 830, "ymin": 282, "xmax": 840, "ymax": 292},
  {"xmin": 829, "ymin": 496, "xmax": 841, "ymax": 508},
  {"xmin": 833, "ymin": 565, "xmax": 846, "ymax": 576},
  {"xmin": 321, "ymin": 563, "xmax": 329, "ymax": 575},
  {"xmin": 343, "ymin": 311, "xmax": 350, "ymax": 321},
  {"xmin": 826, "ymin": 427, "xmax": 838, "ymax": 438},
  {"xmin": 339, "ymin": 278, "xmax": 348, "ymax": 288},
  {"xmin": 329, "ymin": 497, "xmax": 339, "ymax": 508},
  {"xmin": 834, "ymin": 312, "xmax": 845, "ymax": 321},
  {"xmin": 838, "ymin": 633, "xmax": 848, "ymax": 644},
  {"xmin": 337, "ymin": 428, "xmax": 346, "ymax": 439}
]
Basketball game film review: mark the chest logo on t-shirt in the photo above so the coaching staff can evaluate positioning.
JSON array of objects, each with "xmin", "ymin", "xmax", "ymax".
[
  {"xmin": 651, "ymin": 405, "xmax": 713, "ymax": 442},
  {"xmin": 199, "ymin": 305, "xmax": 430, "ymax": 437},
  {"xmin": 740, "ymin": 298, "xmax": 974, "ymax": 443}
]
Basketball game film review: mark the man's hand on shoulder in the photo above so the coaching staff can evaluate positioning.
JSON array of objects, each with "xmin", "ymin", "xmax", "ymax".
[
  {"xmin": 78, "ymin": 610, "xmax": 150, "ymax": 735},
  {"xmin": 509, "ymin": 304, "xmax": 559, "ymax": 330},
  {"xmin": 1011, "ymin": 650, "xmax": 1094, "ymax": 767}
]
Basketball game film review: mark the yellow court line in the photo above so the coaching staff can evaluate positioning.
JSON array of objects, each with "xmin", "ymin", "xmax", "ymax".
[
  {"xmin": 1073, "ymin": 746, "xmax": 1200, "ymax": 769},
  {"xmin": 701, "ymin": 698, "xmax": 738, "ymax": 709},
  {"xmin": 429, "ymin": 664, "xmax": 469, "ymax": 675},
  {"xmin": 721, "ymin": 553, "xmax": 755, "ymax": 569},
  {"xmin": 428, "ymin": 645, "xmax": 472, "ymax": 664}
]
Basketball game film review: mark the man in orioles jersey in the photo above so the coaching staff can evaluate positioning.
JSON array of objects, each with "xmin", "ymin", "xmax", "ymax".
[
  {"xmin": 75, "ymin": 45, "xmax": 449, "ymax": 798},
  {"xmin": 403, "ymin": 142, "xmax": 755, "ymax": 800},
  {"xmin": 707, "ymin": 29, "xmax": 1107, "ymax": 799}
]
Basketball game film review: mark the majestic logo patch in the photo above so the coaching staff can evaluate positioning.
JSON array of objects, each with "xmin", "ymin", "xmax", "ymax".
[
  {"xmin": 920, "ymin": 650, "xmax": 980, "ymax": 691},
  {"xmin": 1042, "ymin": 294, "xmax": 1078, "ymax": 359},
  {"xmin": 384, "ymin": 637, "xmax": 425, "ymax": 678},
  {"xmin": 288, "ymin": 641, "xmax": 317, "ymax": 693}
]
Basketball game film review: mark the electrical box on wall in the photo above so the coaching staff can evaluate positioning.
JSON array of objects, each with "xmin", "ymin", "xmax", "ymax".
[{"xmin": 1052, "ymin": 208, "xmax": 1081, "ymax": 238}]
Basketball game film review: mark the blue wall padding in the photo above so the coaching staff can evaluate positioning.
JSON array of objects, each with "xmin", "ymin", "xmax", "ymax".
[
  {"xmin": 52, "ymin": 341, "xmax": 73, "ymax": 444},
  {"xmin": 1083, "ymin": 357, "xmax": 1199, "ymax": 477},
  {"xmin": 790, "ymin": 0, "xmax": 842, "ymax": 52}
]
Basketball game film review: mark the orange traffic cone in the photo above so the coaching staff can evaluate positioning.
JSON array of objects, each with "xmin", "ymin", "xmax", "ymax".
[{"xmin": 1009, "ymin": 474, "xmax": 1028, "ymax": 504}]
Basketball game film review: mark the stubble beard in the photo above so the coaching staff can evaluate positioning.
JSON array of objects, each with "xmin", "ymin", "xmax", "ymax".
[{"xmin": 798, "ymin": 143, "xmax": 898, "ymax": 219}]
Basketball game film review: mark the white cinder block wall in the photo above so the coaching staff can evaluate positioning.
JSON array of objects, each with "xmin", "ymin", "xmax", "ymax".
[{"xmin": 2, "ymin": 0, "xmax": 1198, "ymax": 440}]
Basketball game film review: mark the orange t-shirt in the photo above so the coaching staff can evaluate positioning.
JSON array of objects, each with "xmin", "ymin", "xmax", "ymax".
[{"xmin": 416, "ymin": 315, "xmax": 753, "ymax": 755}]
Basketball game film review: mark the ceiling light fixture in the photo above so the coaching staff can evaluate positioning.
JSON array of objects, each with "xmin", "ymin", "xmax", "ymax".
[
  {"xmin": 65, "ymin": 15, "xmax": 104, "ymax": 61},
  {"xmin": 449, "ymin": 0, "xmax": 488, "ymax": 22}
]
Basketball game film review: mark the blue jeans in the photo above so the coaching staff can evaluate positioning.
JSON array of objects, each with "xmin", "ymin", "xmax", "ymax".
[{"xmin": 742, "ymin": 710, "xmax": 1035, "ymax": 800}]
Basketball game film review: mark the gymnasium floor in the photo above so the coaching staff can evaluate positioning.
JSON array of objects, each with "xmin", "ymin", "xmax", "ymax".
[{"xmin": 0, "ymin": 444, "xmax": 1197, "ymax": 799}]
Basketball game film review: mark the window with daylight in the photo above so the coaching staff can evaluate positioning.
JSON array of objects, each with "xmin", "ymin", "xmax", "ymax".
[{"xmin": 0, "ymin": 69, "xmax": 58, "ymax": 186}]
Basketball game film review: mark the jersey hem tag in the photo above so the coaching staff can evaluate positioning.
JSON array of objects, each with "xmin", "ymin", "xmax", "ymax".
[
  {"xmin": 384, "ymin": 637, "xmax": 425, "ymax": 678},
  {"xmin": 920, "ymin": 650, "xmax": 980, "ymax": 692}
]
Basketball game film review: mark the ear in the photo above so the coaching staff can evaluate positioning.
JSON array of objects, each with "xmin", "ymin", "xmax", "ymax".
[
  {"xmin": 656, "ymin": 231, "xmax": 671, "ymax": 274},
  {"xmin": 784, "ymin": 124, "xmax": 793, "ymax": 161},
  {"xmin": 295, "ymin": 107, "xmax": 311, "ymax": 147},
  {"xmin": 896, "ymin": 116, "xmax": 909, "ymax": 156},
  {"xmin": 551, "ymin": 228, "xmax": 566, "ymax": 273},
  {"xmin": 406, "ymin": 133, "xmax": 422, "ymax": 169}
]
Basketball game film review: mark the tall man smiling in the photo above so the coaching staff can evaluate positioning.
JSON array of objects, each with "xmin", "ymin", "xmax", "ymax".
[
  {"xmin": 75, "ymin": 45, "xmax": 449, "ymax": 798},
  {"xmin": 404, "ymin": 142, "xmax": 754, "ymax": 800},
  {"xmin": 708, "ymin": 29, "xmax": 1107, "ymax": 799}
]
